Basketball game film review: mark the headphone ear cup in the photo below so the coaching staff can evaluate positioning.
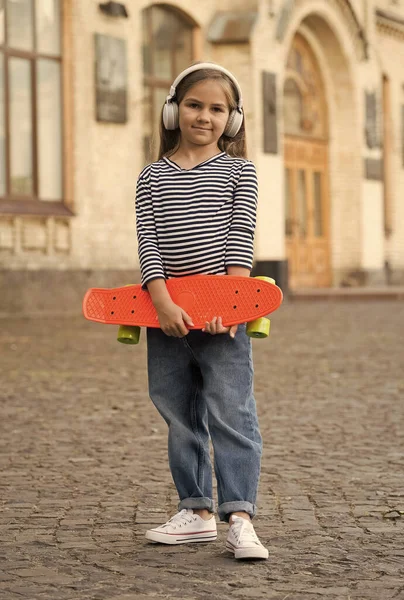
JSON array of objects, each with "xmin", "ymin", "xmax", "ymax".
[
  {"xmin": 224, "ymin": 109, "xmax": 243, "ymax": 137},
  {"xmin": 163, "ymin": 101, "xmax": 179, "ymax": 130}
]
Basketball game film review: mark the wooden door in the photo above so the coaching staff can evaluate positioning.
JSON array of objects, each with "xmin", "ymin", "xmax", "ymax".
[
  {"xmin": 284, "ymin": 139, "xmax": 331, "ymax": 288},
  {"xmin": 283, "ymin": 34, "xmax": 331, "ymax": 288}
]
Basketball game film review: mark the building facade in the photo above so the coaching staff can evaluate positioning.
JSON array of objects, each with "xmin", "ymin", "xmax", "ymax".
[{"xmin": 1, "ymin": 0, "xmax": 404, "ymax": 311}]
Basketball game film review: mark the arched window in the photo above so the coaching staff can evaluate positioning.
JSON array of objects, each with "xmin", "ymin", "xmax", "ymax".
[
  {"xmin": 0, "ymin": 0, "xmax": 64, "ymax": 210},
  {"xmin": 142, "ymin": 5, "xmax": 195, "ymax": 162},
  {"xmin": 284, "ymin": 78, "xmax": 304, "ymax": 136},
  {"xmin": 283, "ymin": 36, "xmax": 327, "ymax": 140}
]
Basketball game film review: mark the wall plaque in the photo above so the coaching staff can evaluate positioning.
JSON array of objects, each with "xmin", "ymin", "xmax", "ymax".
[
  {"xmin": 365, "ymin": 92, "xmax": 380, "ymax": 149},
  {"xmin": 364, "ymin": 158, "xmax": 383, "ymax": 180},
  {"xmin": 262, "ymin": 71, "xmax": 278, "ymax": 154},
  {"xmin": 95, "ymin": 34, "xmax": 127, "ymax": 123}
]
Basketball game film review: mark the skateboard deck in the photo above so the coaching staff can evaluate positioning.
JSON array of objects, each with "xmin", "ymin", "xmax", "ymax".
[{"xmin": 83, "ymin": 275, "xmax": 283, "ymax": 329}]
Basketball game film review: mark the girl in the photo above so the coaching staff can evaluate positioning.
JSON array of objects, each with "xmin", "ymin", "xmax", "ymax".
[{"xmin": 135, "ymin": 63, "xmax": 268, "ymax": 560}]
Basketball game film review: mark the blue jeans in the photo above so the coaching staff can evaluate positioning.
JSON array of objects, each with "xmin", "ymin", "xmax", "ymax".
[{"xmin": 146, "ymin": 324, "xmax": 263, "ymax": 522}]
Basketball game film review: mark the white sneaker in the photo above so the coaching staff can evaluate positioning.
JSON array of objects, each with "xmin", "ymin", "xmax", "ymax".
[
  {"xmin": 145, "ymin": 509, "xmax": 217, "ymax": 545},
  {"xmin": 226, "ymin": 515, "xmax": 269, "ymax": 559}
]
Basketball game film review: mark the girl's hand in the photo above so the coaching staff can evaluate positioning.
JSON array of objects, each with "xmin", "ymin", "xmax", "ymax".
[
  {"xmin": 202, "ymin": 316, "xmax": 238, "ymax": 339},
  {"xmin": 155, "ymin": 300, "xmax": 194, "ymax": 337}
]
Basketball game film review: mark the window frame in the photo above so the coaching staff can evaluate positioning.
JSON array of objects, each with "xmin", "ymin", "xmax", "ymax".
[{"xmin": 0, "ymin": 0, "xmax": 74, "ymax": 217}]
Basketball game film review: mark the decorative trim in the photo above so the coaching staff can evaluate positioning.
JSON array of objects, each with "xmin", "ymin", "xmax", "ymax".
[
  {"xmin": 375, "ymin": 8, "xmax": 404, "ymax": 31},
  {"xmin": 0, "ymin": 200, "xmax": 74, "ymax": 217},
  {"xmin": 207, "ymin": 11, "xmax": 257, "ymax": 44},
  {"xmin": 53, "ymin": 219, "xmax": 71, "ymax": 254},
  {"xmin": 276, "ymin": 0, "xmax": 368, "ymax": 60},
  {"xmin": 21, "ymin": 218, "xmax": 48, "ymax": 253},
  {"xmin": 0, "ymin": 218, "xmax": 15, "ymax": 252},
  {"xmin": 0, "ymin": 215, "xmax": 72, "ymax": 257},
  {"xmin": 376, "ymin": 9, "xmax": 404, "ymax": 39}
]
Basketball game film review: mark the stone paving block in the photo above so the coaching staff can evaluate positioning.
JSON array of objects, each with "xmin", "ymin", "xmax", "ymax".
[
  {"xmin": 1, "ymin": 304, "xmax": 404, "ymax": 599},
  {"xmin": 0, "ymin": 586, "xmax": 45, "ymax": 600}
]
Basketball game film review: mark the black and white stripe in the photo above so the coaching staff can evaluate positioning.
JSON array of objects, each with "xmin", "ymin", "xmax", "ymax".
[{"xmin": 135, "ymin": 152, "xmax": 258, "ymax": 287}]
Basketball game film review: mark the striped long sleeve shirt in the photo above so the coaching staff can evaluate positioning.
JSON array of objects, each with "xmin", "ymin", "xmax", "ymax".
[{"xmin": 135, "ymin": 152, "xmax": 258, "ymax": 287}]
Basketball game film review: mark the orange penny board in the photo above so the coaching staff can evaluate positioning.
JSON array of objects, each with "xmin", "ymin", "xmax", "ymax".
[{"xmin": 83, "ymin": 275, "xmax": 283, "ymax": 329}]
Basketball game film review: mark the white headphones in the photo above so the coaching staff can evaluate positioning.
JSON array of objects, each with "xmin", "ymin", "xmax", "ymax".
[{"xmin": 162, "ymin": 63, "xmax": 244, "ymax": 138}]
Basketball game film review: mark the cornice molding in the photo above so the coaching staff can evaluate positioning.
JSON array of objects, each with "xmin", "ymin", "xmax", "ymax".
[
  {"xmin": 376, "ymin": 8, "xmax": 404, "ymax": 39},
  {"xmin": 207, "ymin": 11, "xmax": 258, "ymax": 44}
]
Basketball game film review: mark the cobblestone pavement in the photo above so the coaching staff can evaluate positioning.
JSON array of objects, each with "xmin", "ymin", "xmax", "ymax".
[{"xmin": 1, "ymin": 301, "xmax": 404, "ymax": 600}]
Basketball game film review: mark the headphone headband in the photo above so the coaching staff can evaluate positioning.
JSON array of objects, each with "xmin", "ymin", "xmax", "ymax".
[{"xmin": 167, "ymin": 63, "xmax": 243, "ymax": 110}]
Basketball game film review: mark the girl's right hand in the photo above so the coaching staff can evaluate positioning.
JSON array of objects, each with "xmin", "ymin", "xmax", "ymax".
[{"xmin": 155, "ymin": 300, "xmax": 194, "ymax": 337}]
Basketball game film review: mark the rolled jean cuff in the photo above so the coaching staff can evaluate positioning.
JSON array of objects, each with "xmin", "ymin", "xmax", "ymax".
[
  {"xmin": 218, "ymin": 501, "xmax": 257, "ymax": 522},
  {"xmin": 178, "ymin": 497, "xmax": 215, "ymax": 513}
]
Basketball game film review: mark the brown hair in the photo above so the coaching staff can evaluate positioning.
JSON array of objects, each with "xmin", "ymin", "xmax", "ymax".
[{"xmin": 157, "ymin": 68, "xmax": 247, "ymax": 161}]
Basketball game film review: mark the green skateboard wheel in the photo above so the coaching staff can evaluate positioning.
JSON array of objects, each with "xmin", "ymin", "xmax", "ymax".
[
  {"xmin": 247, "ymin": 277, "xmax": 275, "ymax": 338},
  {"xmin": 117, "ymin": 325, "xmax": 141, "ymax": 345},
  {"xmin": 246, "ymin": 317, "xmax": 270, "ymax": 339}
]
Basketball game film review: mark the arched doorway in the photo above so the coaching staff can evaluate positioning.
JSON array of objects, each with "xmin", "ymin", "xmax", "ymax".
[{"xmin": 283, "ymin": 34, "xmax": 331, "ymax": 288}]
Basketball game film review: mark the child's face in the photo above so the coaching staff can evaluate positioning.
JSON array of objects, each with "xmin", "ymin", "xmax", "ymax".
[{"xmin": 178, "ymin": 80, "xmax": 231, "ymax": 148}]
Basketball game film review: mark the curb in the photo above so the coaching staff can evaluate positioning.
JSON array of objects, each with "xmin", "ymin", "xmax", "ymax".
[{"xmin": 289, "ymin": 287, "xmax": 404, "ymax": 301}]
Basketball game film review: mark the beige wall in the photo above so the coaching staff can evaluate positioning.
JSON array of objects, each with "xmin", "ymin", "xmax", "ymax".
[
  {"xmin": 2, "ymin": 0, "xmax": 404, "ymax": 286},
  {"xmin": 252, "ymin": 0, "xmax": 366, "ymax": 283},
  {"xmin": 70, "ymin": 0, "xmax": 141, "ymax": 270}
]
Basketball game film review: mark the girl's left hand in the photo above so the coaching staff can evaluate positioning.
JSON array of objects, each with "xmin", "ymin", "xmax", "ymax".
[{"xmin": 202, "ymin": 316, "xmax": 238, "ymax": 339}]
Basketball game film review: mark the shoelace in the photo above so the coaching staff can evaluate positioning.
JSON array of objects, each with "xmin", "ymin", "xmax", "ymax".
[
  {"xmin": 231, "ymin": 517, "xmax": 260, "ymax": 545},
  {"xmin": 162, "ymin": 509, "xmax": 196, "ymax": 529}
]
